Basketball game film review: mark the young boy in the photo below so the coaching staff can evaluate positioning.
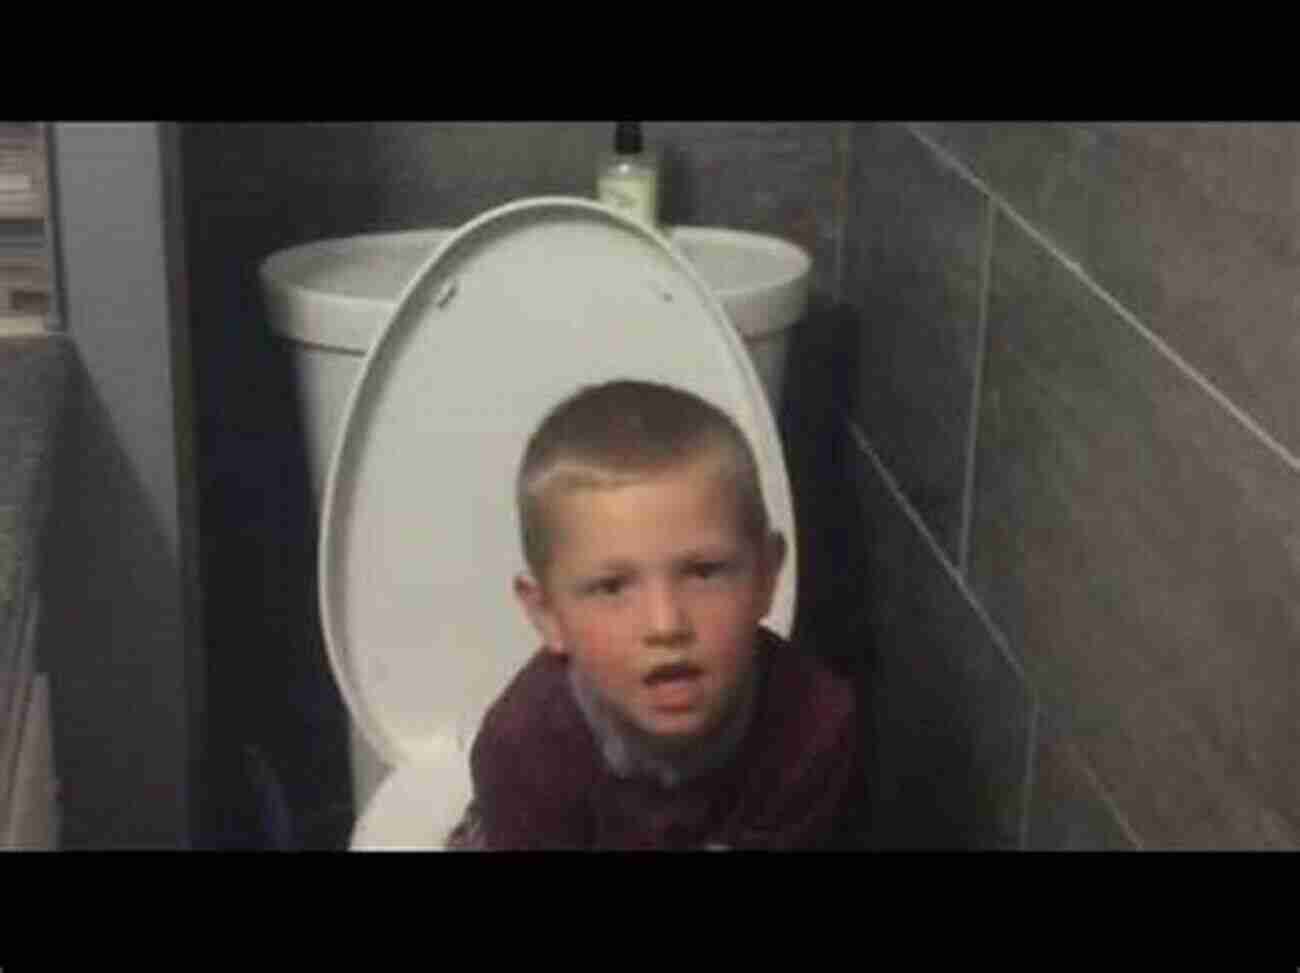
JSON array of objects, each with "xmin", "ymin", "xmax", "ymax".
[{"xmin": 446, "ymin": 380, "xmax": 862, "ymax": 850}]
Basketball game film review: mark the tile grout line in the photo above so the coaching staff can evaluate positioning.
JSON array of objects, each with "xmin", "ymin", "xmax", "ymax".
[
  {"xmin": 904, "ymin": 123, "xmax": 1300, "ymax": 480},
  {"xmin": 847, "ymin": 416, "xmax": 1025, "ymax": 685},
  {"xmin": 1067, "ymin": 741, "xmax": 1145, "ymax": 851},
  {"xmin": 959, "ymin": 196, "xmax": 996, "ymax": 579},
  {"xmin": 1018, "ymin": 698, "xmax": 1039, "ymax": 850}
]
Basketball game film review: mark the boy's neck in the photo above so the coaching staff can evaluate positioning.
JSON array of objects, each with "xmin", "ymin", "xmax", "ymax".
[{"xmin": 566, "ymin": 646, "xmax": 762, "ymax": 790}]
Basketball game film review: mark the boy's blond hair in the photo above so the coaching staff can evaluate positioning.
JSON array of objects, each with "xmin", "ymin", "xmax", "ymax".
[{"xmin": 517, "ymin": 380, "xmax": 770, "ymax": 577}]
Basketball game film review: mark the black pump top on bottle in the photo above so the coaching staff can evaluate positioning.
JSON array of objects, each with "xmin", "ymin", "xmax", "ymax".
[{"xmin": 614, "ymin": 121, "xmax": 643, "ymax": 155}]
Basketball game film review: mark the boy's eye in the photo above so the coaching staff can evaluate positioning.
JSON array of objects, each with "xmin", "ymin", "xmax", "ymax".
[
  {"xmin": 584, "ymin": 576, "xmax": 628, "ymax": 597},
  {"xmin": 686, "ymin": 560, "xmax": 732, "ymax": 580}
]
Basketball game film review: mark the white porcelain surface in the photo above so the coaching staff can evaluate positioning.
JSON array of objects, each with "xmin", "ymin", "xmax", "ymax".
[
  {"xmin": 663, "ymin": 226, "xmax": 809, "ymax": 339},
  {"xmin": 261, "ymin": 222, "xmax": 810, "ymax": 351},
  {"xmin": 349, "ymin": 744, "xmax": 471, "ymax": 850},
  {"xmin": 262, "ymin": 228, "xmax": 453, "ymax": 353}
]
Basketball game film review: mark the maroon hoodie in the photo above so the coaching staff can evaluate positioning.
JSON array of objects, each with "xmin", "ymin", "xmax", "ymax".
[{"xmin": 454, "ymin": 627, "xmax": 863, "ymax": 850}]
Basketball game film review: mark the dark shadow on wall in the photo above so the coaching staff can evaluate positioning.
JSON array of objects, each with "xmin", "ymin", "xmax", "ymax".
[
  {"xmin": 778, "ymin": 297, "xmax": 873, "ymax": 668},
  {"xmin": 39, "ymin": 353, "xmax": 193, "ymax": 848},
  {"xmin": 188, "ymin": 273, "xmax": 354, "ymax": 851},
  {"xmin": 777, "ymin": 297, "xmax": 879, "ymax": 848},
  {"xmin": 658, "ymin": 143, "xmax": 693, "ymax": 227},
  {"xmin": 181, "ymin": 126, "xmax": 358, "ymax": 848}
]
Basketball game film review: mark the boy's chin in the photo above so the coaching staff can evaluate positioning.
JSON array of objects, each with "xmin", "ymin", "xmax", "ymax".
[{"xmin": 631, "ymin": 708, "xmax": 726, "ymax": 753}]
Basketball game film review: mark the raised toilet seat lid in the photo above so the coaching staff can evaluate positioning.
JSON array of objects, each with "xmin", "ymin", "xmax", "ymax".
[{"xmin": 319, "ymin": 197, "xmax": 798, "ymax": 798}]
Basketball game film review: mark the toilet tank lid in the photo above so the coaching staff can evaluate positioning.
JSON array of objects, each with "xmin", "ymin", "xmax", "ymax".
[{"xmin": 317, "ymin": 197, "xmax": 797, "ymax": 769}]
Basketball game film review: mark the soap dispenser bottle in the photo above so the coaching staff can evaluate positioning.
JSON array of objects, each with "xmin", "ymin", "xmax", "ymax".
[{"xmin": 597, "ymin": 121, "xmax": 660, "ymax": 228}]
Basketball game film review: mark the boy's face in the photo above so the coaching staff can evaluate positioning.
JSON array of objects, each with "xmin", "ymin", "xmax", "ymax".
[{"xmin": 515, "ymin": 455, "xmax": 785, "ymax": 751}]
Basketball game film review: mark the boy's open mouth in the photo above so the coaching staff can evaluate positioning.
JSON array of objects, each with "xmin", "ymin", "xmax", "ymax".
[
  {"xmin": 644, "ymin": 662, "xmax": 705, "ymax": 711},
  {"xmin": 645, "ymin": 662, "xmax": 703, "ymax": 685}
]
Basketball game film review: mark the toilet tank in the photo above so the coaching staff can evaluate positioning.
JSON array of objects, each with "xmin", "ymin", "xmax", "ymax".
[
  {"xmin": 261, "ymin": 229, "xmax": 454, "ymax": 499},
  {"xmin": 261, "ymin": 224, "xmax": 808, "ymax": 500}
]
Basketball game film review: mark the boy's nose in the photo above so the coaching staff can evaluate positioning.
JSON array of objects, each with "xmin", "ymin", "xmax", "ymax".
[{"xmin": 643, "ymin": 578, "xmax": 693, "ymax": 645}]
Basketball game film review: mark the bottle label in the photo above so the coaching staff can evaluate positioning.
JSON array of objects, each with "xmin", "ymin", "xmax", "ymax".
[{"xmin": 598, "ymin": 173, "xmax": 658, "ymax": 226}]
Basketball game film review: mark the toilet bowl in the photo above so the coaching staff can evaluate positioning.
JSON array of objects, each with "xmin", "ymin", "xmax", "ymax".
[{"xmin": 269, "ymin": 198, "xmax": 798, "ymax": 849}]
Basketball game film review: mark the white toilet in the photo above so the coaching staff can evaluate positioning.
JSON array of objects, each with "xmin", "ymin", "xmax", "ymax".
[{"xmin": 268, "ymin": 198, "xmax": 799, "ymax": 849}]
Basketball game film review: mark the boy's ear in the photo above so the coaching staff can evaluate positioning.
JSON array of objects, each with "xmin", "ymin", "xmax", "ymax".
[{"xmin": 514, "ymin": 572, "xmax": 567, "ymax": 656}]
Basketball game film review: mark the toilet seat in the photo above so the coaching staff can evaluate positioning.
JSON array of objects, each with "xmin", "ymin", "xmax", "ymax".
[
  {"xmin": 318, "ymin": 197, "xmax": 797, "ymax": 849},
  {"xmin": 350, "ymin": 744, "xmax": 472, "ymax": 850}
]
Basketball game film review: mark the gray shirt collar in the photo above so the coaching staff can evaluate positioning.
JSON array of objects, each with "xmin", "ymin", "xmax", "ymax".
[{"xmin": 567, "ymin": 652, "xmax": 761, "ymax": 790}]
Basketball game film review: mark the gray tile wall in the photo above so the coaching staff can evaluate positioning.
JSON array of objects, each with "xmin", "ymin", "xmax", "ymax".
[
  {"xmin": 845, "ymin": 122, "xmax": 1300, "ymax": 849},
  {"xmin": 850, "ymin": 424, "xmax": 1030, "ymax": 849},
  {"xmin": 844, "ymin": 124, "xmax": 989, "ymax": 563}
]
